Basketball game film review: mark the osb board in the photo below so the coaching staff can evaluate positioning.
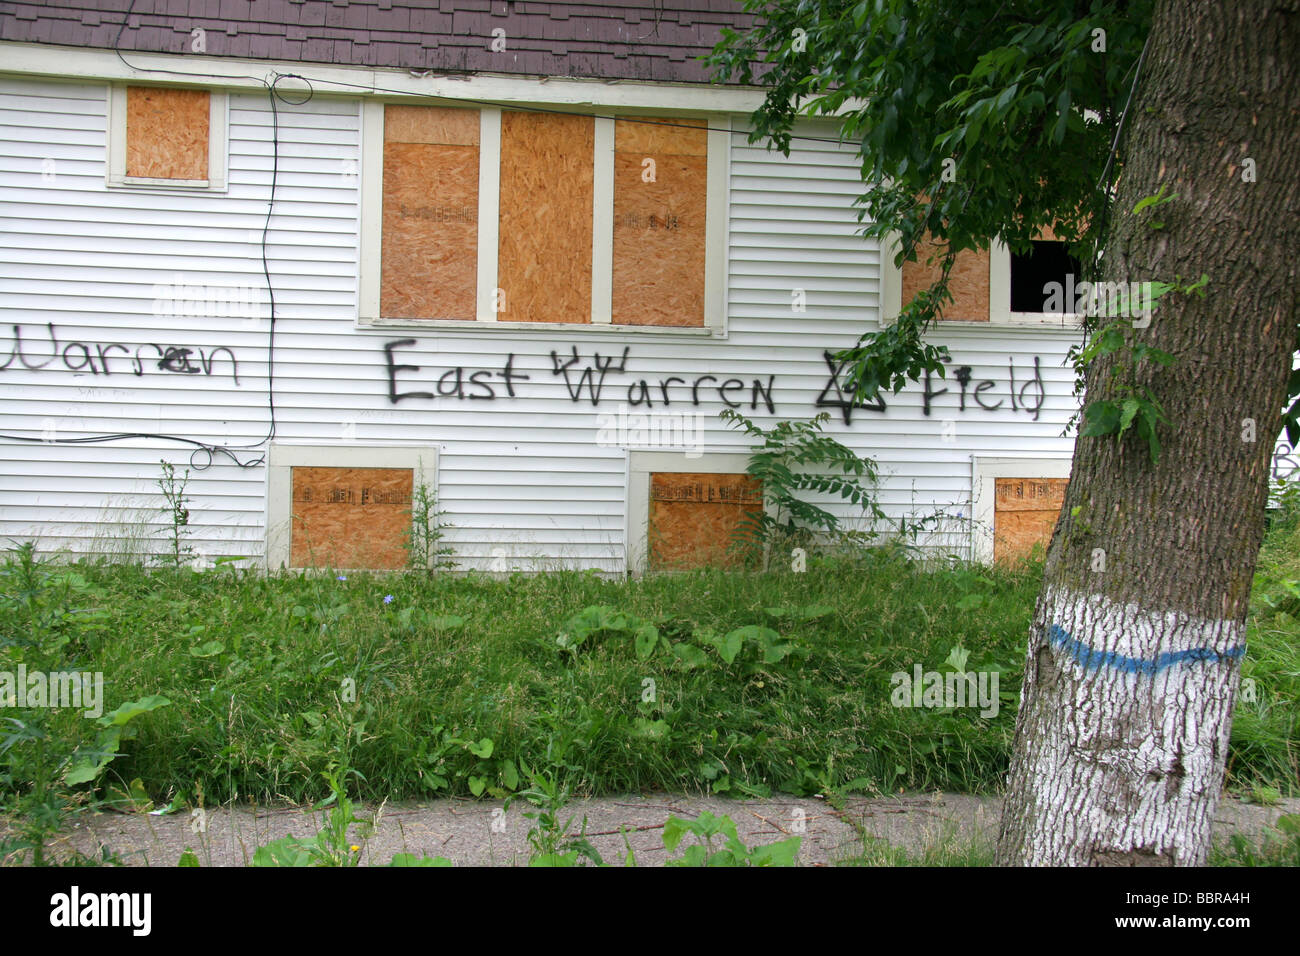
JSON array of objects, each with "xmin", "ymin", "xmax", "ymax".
[
  {"xmin": 612, "ymin": 143, "xmax": 707, "ymax": 327},
  {"xmin": 901, "ymin": 238, "xmax": 990, "ymax": 321},
  {"xmin": 125, "ymin": 87, "xmax": 208, "ymax": 181},
  {"xmin": 497, "ymin": 112, "xmax": 594, "ymax": 323},
  {"xmin": 648, "ymin": 472, "xmax": 763, "ymax": 569},
  {"xmin": 993, "ymin": 478, "xmax": 1068, "ymax": 563},
  {"xmin": 994, "ymin": 477, "xmax": 1068, "ymax": 512},
  {"xmin": 993, "ymin": 510, "xmax": 1058, "ymax": 563},
  {"xmin": 614, "ymin": 117, "xmax": 707, "ymax": 156},
  {"xmin": 289, "ymin": 466, "xmax": 413, "ymax": 570},
  {"xmin": 384, "ymin": 105, "xmax": 479, "ymax": 146},
  {"xmin": 381, "ymin": 141, "xmax": 479, "ymax": 319}
]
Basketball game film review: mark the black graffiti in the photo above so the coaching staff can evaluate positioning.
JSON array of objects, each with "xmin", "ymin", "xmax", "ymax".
[
  {"xmin": 924, "ymin": 355, "xmax": 1045, "ymax": 421},
  {"xmin": 0, "ymin": 323, "xmax": 239, "ymax": 384},
  {"xmin": 815, "ymin": 350, "xmax": 887, "ymax": 424},
  {"xmin": 1275, "ymin": 445, "xmax": 1300, "ymax": 481},
  {"xmin": 551, "ymin": 346, "xmax": 630, "ymax": 405},
  {"xmin": 384, "ymin": 339, "xmax": 530, "ymax": 405}
]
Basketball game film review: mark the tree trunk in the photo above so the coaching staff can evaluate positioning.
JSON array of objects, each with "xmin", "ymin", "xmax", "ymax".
[{"xmin": 996, "ymin": 0, "xmax": 1300, "ymax": 866}]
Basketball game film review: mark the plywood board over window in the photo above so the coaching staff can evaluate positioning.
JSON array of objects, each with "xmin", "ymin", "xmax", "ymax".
[
  {"xmin": 289, "ymin": 466, "xmax": 414, "ymax": 570},
  {"xmin": 993, "ymin": 477, "xmax": 1067, "ymax": 562},
  {"xmin": 612, "ymin": 118, "xmax": 707, "ymax": 327},
  {"xmin": 497, "ymin": 112, "xmax": 594, "ymax": 323},
  {"xmin": 381, "ymin": 105, "xmax": 480, "ymax": 320},
  {"xmin": 125, "ymin": 87, "xmax": 209, "ymax": 181},
  {"xmin": 901, "ymin": 237, "xmax": 990, "ymax": 321},
  {"xmin": 648, "ymin": 472, "xmax": 762, "ymax": 569}
]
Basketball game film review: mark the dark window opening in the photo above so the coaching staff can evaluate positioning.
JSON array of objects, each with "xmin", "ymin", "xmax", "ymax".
[{"xmin": 1010, "ymin": 240, "xmax": 1082, "ymax": 313}]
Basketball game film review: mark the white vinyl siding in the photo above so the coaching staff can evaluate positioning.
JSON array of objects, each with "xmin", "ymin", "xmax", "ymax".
[{"xmin": 1, "ymin": 76, "xmax": 1086, "ymax": 569}]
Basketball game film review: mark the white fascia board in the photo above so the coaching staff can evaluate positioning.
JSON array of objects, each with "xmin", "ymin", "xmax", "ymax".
[{"xmin": 0, "ymin": 41, "xmax": 769, "ymax": 113}]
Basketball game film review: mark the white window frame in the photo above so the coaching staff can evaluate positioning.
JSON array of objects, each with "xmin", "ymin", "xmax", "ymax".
[
  {"xmin": 265, "ymin": 443, "xmax": 439, "ymax": 571},
  {"xmin": 358, "ymin": 101, "xmax": 729, "ymax": 337},
  {"xmin": 970, "ymin": 455, "xmax": 1072, "ymax": 564},
  {"xmin": 106, "ymin": 84, "xmax": 229, "ymax": 191},
  {"xmin": 879, "ymin": 232, "xmax": 1084, "ymax": 330},
  {"xmin": 626, "ymin": 451, "xmax": 763, "ymax": 575}
]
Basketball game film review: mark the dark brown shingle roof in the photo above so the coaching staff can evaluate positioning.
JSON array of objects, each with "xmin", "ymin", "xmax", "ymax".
[{"xmin": 0, "ymin": 1, "xmax": 755, "ymax": 84}]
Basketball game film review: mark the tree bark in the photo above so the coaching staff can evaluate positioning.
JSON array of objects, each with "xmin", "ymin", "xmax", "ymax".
[{"xmin": 996, "ymin": 0, "xmax": 1300, "ymax": 866}]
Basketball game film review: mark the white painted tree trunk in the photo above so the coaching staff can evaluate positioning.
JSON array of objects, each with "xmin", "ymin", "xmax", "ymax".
[
  {"xmin": 995, "ymin": 0, "xmax": 1299, "ymax": 867},
  {"xmin": 997, "ymin": 587, "xmax": 1244, "ymax": 865}
]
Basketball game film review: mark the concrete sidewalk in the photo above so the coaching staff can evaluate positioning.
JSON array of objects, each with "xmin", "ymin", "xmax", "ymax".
[{"xmin": 34, "ymin": 792, "xmax": 1300, "ymax": 866}]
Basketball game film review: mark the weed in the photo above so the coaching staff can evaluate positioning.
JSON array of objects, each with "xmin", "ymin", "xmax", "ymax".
[
  {"xmin": 405, "ymin": 476, "xmax": 456, "ymax": 575},
  {"xmin": 155, "ymin": 460, "xmax": 194, "ymax": 570},
  {"xmin": 720, "ymin": 409, "xmax": 889, "ymax": 569}
]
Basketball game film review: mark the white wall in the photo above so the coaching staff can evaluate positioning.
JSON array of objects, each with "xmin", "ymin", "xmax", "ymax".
[{"xmin": 0, "ymin": 74, "xmax": 1090, "ymax": 570}]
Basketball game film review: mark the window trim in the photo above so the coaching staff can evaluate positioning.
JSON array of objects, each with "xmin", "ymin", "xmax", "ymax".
[
  {"xmin": 879, "ymin": 232, "xmax": 1084, "ymax": 330},
  {"xmin": 265, "ymin": 442, "xmax": 439, "ymax": 571},
  {"xmin": 626, "ymin": 451, "xmax": 766, "ymax": 576},
  {"xmin": 970, "ymin": 455, "xmax": 1072, "ymax": 564},
  {"xmin": 105, "ymin": 84, "xmax": 229, "ymax": 191},
  {"xmin": 358, "ymin": 100, "xmax": 729, "ymax": 336}
]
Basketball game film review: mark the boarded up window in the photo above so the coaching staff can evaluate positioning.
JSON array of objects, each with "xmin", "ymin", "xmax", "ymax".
[
  {"xmin": 901, "ymin": 238, "xmax": 990, "ymax": 321},
  {"xmin": 612, "ymin": 118, "xmax": 707, "ymax": 327},
  {"xmin": 289, "ymin": 466, "xmax": 414, "ymax": 570},
  {"xmin": 497, "ymin": 112, "xmax": 594, "ymax": 323},
  {"xmin": 381, "ymin": 105, "xmax": 480, "ymax": 319},
  {"xmin": 648, "ymin": 472, "xmax": 762, "ymax": 569},
  {"xmin": 993, "ymin": 477, "xmax": 1067, "ymax": 563},
  {"xmin": 125, "ymin": 87, "xmax": 209, "ymax": 181}
]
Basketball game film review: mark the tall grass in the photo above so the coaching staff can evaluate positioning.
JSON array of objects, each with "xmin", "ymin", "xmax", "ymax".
[{"xmin": 3, "ymin": 521, "xmax": 1295, "ymax": 811}]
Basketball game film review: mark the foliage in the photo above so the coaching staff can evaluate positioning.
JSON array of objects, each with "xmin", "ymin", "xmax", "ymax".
[
  {"xmin": 1210, "ymin": 814, "xmax": 1300, "ymax": 867},
  {"xmin": 405, "ymin": 478, "xmax": 456, "ymax": 575},
  {"xmin": 2, "ymin": 521, "xmax": 1294, "ymax": 812},
  {"xmin": 708, "ymin": 1, "xmax": 1153, "ymax": 402},
  {"xmin": 155, "ymin": 460, "xmax": 194, "ymax": 570},
  {"xmin": 721, "ymin": 409, "xmax": 889, "ymax": 568},
  {"xmin": 662, "ymin": 810, "xmax": 801, "ymax": 866},
  {"xmin": 0, "ymin": 542, "xmax": 171, "ymax": 865},
  {"xmin": 1073, "ymin": 319, "xmax": 1175, "ymax": 463}
]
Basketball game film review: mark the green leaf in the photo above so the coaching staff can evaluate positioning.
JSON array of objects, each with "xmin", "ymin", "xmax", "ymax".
[
  {"xmin": 500, "ymin": 758, "xmax": 519, "ymax": 791},
  {"xmin": 188, "ymin": 640, "xmax": 225, "ymax": 658},
  {"xmin": 633, "ymin": 623, "xmax": 659, "ymax": 661},
  {"xmin": 97, "ymin": 695, "xmax": 172, "ymax": 728},
  {"xmin": 671, "ymin": 643, "xmax": 709, "ymax": 670},
  {"xmin": 467, "ymin": 775, "xmax": 487, "ymax": 797},
  {"xmin": 178, "ymin": 848, "xmax": 200, "ymax": 867},
  {"xmin": 252, "ymin": 836, "xmax": 315, "ymax": 867},
  {"xmin": 714, "ymin": 628, "xmax": 746, "ymax": 664},
  {"xmin": 465, "ymin": 737, "xmax": 494, "ymax": 758},
  {"xmin": 943, "ymin": 645, "xmax": 972, "ymax": 673},
  {"xmin": 748, "ymin": 836, "xmax": 802, "ymax": 867}
]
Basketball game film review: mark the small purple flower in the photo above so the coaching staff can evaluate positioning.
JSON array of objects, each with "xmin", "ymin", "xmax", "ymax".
[
  {"xmin": 384, "ymin": 594, "xmax": 394, "ymax": 604},
  {"xmin": 337, "ymin": 575, "xmax": 347, "ymax": 581}
]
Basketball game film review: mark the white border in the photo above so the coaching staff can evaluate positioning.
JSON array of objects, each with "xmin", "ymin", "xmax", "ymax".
[
  {"xmin": 3, "ymin": 41, "xmax": 772, "ymax": 113},
  {"xmin": 265, "ymin": 442, "xmax": 439, "ymax": 571},
  {"xmin": 878, "ymin": 233, "xmax": 1084, "ymax": 330},
  {"xmin": 590, "ymin": 115, "xmax": 615, "ymax": 325},
  {"xmin": 626, "ymin": 451, "xmax": 757, "ymax": 576},
  {"xmin": 970, "ymin": 455, "xmax": 1072, "ymax": 564},
  {"xmin": 988, "ymin": 239, "xmax": 1084, "ymax": 328},
  {"xmin": 106, "ymin": 84, "xmax": 228, "ymax": 191},
  {"xmin": 358, "ymin": 102, "xmax": 729, "ymax": 336}
]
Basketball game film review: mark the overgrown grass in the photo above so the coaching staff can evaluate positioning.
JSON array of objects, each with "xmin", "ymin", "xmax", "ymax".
[{"xmin": 3, "ymin": 519, "xmax": 1296, "ymax": 814}]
